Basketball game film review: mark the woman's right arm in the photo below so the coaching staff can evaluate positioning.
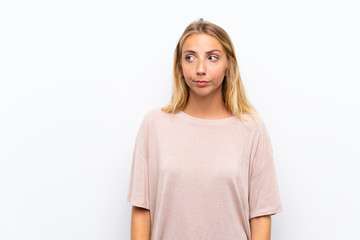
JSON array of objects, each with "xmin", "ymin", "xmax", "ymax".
[{"xmin": 131, "ymin": 206, "xmax": 151, "ymax": 240}]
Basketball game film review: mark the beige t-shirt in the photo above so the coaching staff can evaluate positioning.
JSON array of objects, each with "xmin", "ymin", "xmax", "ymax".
[{"xmin": 127, "ymin": 108, "xmax": 283, "ymax": 240}]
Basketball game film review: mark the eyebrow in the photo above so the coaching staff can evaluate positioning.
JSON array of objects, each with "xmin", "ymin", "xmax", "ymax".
[{"xmin": 183, "ymin": 49, "xmax": 221, "ymax": 54}]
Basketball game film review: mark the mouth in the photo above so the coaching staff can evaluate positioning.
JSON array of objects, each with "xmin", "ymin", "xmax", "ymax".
[
  {"xmin": 194, "ymin": 80, "xmax": 210, "ymax": 86},
  {"xmin": 194, "ymin": 80, "xmax": 210, "ymax": 83}
]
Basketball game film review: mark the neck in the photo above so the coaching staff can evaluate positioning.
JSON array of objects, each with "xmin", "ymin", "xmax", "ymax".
[{"xmin": 182, "ymin": 89, "xmax": 231, "ymax": 119}]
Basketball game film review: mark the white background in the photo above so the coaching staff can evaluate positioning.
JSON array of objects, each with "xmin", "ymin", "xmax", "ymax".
[{"xmin": 1, "ymin": 0, "xmax": 359, "ymax": 239}]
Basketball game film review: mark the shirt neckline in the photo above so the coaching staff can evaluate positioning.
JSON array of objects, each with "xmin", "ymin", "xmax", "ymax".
[{"xmin": 177, "ymin": 110, "xmax": 237, "ymax": 125}]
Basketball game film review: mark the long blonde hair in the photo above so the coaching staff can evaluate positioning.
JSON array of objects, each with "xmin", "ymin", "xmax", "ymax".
[{"xmin": 161, "ymin": 18, "xmax": 259, "ymax": 122}]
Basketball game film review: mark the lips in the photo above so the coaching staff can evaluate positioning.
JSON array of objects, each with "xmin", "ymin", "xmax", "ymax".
[
  {"xmin": 194, "ymin": 80, "xmax": 210, "ymax": 83},
  {"xmin": 194, "ymin": 80, "xmax": 210, "ymax": 86}
]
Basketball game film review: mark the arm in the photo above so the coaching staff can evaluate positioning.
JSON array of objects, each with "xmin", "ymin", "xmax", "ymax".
[
  {"xmin": 250, "ymin": 215, "xmax": 271, "ymax": 240},
  {"xmin": 131, "ymin": 206, "xmax": 151, "ymax": 240}
]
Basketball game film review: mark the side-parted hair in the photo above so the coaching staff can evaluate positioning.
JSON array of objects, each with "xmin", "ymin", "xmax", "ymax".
[{"xmin": 161, "ymin": 18, "xmax": 259, "ymax": 122}]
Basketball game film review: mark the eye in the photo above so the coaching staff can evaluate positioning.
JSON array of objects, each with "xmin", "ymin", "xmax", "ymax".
[
  {"xmin": 208, "ymin": 55, "xmax": 219, "ymax": 61},
  {"xmin": 185, "ymin": 55, "xmax": 195, "ymax": 61}
]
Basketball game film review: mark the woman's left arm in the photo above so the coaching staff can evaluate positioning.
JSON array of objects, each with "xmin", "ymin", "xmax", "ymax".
[{"xmin": 250, "ymin": 215, "xmax": 271, "ymax": 240}]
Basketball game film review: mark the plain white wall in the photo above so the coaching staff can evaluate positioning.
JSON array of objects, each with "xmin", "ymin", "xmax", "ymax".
[{"xmin": 1, "ymin": 0, "xmax": 359, "ymax": 239}]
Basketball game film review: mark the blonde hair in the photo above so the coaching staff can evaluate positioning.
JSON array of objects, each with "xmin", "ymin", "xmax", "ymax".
[{"xmin": 161, "ymin": 18, "xmax": 260, "ymax": 122}]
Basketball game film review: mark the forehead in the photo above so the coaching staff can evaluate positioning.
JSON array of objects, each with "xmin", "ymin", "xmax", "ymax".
[{"xmin": 182, "ymin": 33, "xmax": 224, "ymax": 52}]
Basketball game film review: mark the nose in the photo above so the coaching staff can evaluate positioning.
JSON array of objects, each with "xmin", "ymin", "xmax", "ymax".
[{"xmin": 196, "ymin": 58, "xmax": 206, "ymax": 76}]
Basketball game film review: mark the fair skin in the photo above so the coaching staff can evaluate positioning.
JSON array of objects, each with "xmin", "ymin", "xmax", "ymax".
[
  {"xmin": 131, "ymin": 33, "xmax": 272, "ymax": 240},
  {"xmin": 181, "ymin": 33, "xmax": 232, "ymax": 119},
  {"xmin": 131, "ymin": 206, "xmax": 150, "ymax": 240},
  {"xmin": 250, "ymin": 215, "xmax": 272, "ymax": 240}
]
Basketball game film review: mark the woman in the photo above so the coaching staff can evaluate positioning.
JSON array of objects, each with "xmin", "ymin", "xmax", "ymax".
[{"xmin": 127, "ymin": 18, "xmax": 283, "ymax": 240}]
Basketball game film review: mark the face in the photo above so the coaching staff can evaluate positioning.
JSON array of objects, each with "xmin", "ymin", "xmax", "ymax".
[{"xmin": 181, "ymin": 33, "xmax": 228, "ymax": 99}]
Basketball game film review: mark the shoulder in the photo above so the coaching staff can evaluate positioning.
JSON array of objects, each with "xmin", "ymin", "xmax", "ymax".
[
  {"xmin": 139, "ymin": 107, "xmax": 172, "ymax": 128},
  {"xmin": 134, "ymin": 108, "xmax": 166, "ymax": 145},
  {"xmin": 142, "ymin": 107, "xmax": 169, "ymax": 121},
  {"xmin": 236, "ymin": 113, "xmax": 267, "ymax": 133}
]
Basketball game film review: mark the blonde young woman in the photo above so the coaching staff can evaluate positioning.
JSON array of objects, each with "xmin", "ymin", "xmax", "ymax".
[{"xmin": 127, "ymin": 18, "xmax": 283, "ymax": 240}]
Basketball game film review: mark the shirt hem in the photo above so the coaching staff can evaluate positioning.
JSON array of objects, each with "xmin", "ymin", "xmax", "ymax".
[
  {"xmin": 249, "ymin": 206, "xmax": 283, "ymax": 220},
  {"xmin": 127, "ymin": 195, "xmax": 150, "ymax": 210}
]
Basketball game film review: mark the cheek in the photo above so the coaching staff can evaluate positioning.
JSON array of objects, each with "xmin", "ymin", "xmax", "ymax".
[
  {"xmin": 210, "ymin": 65, "xmax": 227, "ymax": 79},
  {"xmin": 181, "ymin": 65, "xmax": 193, "ymax": 80}
]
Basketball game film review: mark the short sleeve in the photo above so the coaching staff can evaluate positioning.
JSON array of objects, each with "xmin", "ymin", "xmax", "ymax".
[
  {"xmin": 127, "ymin": 116, "xmax": 150, "ymax": 210},
  {"xmin": 248, "ymin": 120, "xmax": 283, "ymax": 219}
]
